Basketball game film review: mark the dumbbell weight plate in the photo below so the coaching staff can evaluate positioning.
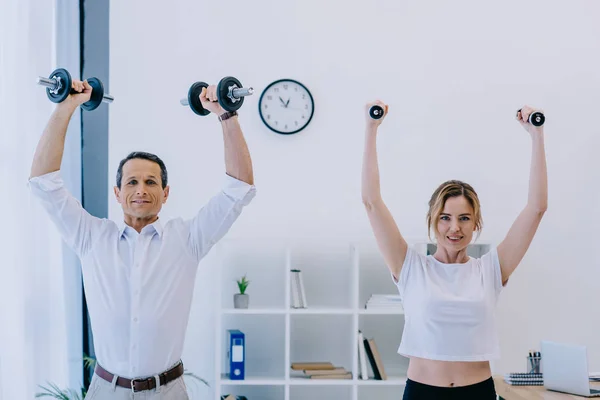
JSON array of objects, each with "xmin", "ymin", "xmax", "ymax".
[
  {"xmin": 188, "ymin": 81, "xmax": 210, "ymax": 116},
  {"xmin": 529, "ymin": 111, "xmax": 545, "ymax": 126},
  {"xmin": 46, "ymin": 68, "xmax": 72, "ymax": 103},
  {"xmin": 369, "ymin": 105, "xmax": 384, "ymax": 120},
  {"xmin": 217, "ymin": 76, "xmax": 244, "ymax": 112},
  {"xmin": 81, "ymin": 77, "xmax": 104, "ymax": 111}
]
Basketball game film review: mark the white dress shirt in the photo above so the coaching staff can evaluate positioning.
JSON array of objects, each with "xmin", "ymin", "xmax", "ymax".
[{"xmin": 28, "ymin": 170, "xmax": 256, "ymax": 379}]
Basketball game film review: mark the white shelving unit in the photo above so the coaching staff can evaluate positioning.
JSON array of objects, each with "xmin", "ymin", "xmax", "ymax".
[{"xmin": 212, "ymin": 239, "xmax": 489, "ymax": 400}]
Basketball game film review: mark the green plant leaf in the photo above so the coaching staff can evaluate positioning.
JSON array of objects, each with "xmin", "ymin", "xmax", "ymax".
[
  {"xmin": 236, "ymin": 274, "xmax": 250, "ymax": 294},
  {"xmin": 83, "ymin": 355, "xmax": 97, "ymax": 370},
  {"xmin": 35, "ymin": 382, "xmax": 84, "ymax": 399}
]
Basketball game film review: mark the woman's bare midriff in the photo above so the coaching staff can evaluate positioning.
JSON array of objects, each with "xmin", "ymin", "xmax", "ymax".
[{"xmin": 407, "ymin": 357, "xmax": 492, "ymax": 387}]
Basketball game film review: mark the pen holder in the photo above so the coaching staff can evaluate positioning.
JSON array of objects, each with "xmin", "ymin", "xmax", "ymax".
[{"xmin": 527, "ymin": 355, "xmax": 542, "ymax": 373}]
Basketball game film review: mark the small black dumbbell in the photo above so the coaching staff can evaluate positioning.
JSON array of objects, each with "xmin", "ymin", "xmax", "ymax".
[
  {"xmin": 517, "ymin": 108, "xmax": 545, "ymax": 126},
  {"xmin": 37, "ymin": 68, "xmax": 114, "ymax": 111},
  {"xmin": 181, "ymin": 76, "xmax": 254, "ymax": 116}
]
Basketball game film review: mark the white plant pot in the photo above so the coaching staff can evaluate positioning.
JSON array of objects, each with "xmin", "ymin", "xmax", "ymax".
[{"xmin": 234, "ymin": 294, "xmax": 249, "ymax": 309}]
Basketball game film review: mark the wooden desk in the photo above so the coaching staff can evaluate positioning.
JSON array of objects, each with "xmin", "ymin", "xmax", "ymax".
[{"xmin": 494, "ymin": 376, "xmax": 600, "ymax": 399}]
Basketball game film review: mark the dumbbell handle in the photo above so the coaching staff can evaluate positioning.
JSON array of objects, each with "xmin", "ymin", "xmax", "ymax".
[
  {"xmin": 180, "ymin": 86, "xmax": 254, "ymax": 106},
  {"xmin": 37, "ymin": 76, "xmax": 114, "ymax": 103},
  {"xmin": 230, "ymin": 87, "xmax": 254, "ymax": 98}
]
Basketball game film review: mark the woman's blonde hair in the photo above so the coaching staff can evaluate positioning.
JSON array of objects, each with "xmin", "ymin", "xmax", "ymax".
[{"xmin": 426, "ymin": 180, "xmax": 483, "ymax": 241}]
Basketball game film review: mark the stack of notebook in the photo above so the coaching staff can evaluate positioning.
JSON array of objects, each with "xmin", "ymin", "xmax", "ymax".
[
  {"xmin": 364, "ymin": 294, "xmax": 403, "ymax": 311},
  {"xmin": 504, "ymin": 372, "xmax": 544, "ymax": 386},
  {"xmin": 290, "ymin": 362, "xmax": 352, "ymax": 379}
]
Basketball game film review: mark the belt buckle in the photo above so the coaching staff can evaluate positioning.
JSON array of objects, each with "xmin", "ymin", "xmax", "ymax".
[{"xmin": 130, "ymin": 379, "xmax": 139, "ymax": 393}]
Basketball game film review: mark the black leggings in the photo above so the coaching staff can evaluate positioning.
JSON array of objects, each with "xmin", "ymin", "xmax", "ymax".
[{"xmin": 402, "ymin": 377, "xmax": 497, "ymax": 400}]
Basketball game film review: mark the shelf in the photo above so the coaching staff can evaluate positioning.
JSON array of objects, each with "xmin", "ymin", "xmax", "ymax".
[
  {"xmin": 218, "ymin": 376, "xmax": 407, "ymax": 386},
  {"xmin": 214, "ymin": 241, "xmax": 417, "ymax": 400},
  {"xmin": 358, "ymin": 309, "xmax": 404, "ymax": 315},
  {"xmin": 222, "ymin": 308, "xmax": 286, "ymax": 314},
  {"xmin": 290, "ymin": 307, "xmax": 354, "ymax": 315},
  {"xmin": 288, "ymin": 376, "xmax": 407, "ymax": 386},
  {"xmin": 221, "ymin": 308, "xmax": 402, "ymax": 315},
  {"xmin": 357, "ymin": 376, "xmax": 407, "ymax": 385},
  {"xmin": 219, "ymin": 376, "xmax": 406, "ymax": 386},
  {"xmin": 289, "ymin": 377, "xmax": 354, "ymax": 385},
  {"xmin": 220, "ymin": 375, "xmax": 286, "ymax": 386}
]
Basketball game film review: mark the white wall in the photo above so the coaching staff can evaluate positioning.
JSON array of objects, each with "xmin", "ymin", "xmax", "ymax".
[
  {"xmin": 1, "ymin": 0, "xmax": 83, "ymax": 398},
  {"xmin": 109, "ymin": 0, "xmax": 600, "ymax": 386}
]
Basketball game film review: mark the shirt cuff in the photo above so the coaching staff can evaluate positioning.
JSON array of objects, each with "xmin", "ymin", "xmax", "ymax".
[
  {"xmin": 28, "ymin": 170, "xmax": 64, "ymax": 191},
  {"xmin": 222, "ymin": 173, "xmax": 256, "ymax": 205}
]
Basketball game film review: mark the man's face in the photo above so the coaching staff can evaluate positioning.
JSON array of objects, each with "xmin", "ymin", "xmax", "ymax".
[{"xmin": 114, "ymin": 159, "xmax": 169, "ymax": 220}]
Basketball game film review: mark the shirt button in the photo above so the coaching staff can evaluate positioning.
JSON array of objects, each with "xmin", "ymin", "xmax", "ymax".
[
  {"xmin": 133, "ymin": 317, "xmax": 138, "ymax": 322},
  {"xmin": 134, "ymin": 289, "xmax": 140, "ymax": 295},
  {"xmin": 132, "ymin": 344, "xmax": 137, "ymax": 350}
]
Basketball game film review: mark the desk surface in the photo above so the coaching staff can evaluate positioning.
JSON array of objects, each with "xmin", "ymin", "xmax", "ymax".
[{"xmin": 494, "ymin": 376, "xmax": 600, "ymax": 399}]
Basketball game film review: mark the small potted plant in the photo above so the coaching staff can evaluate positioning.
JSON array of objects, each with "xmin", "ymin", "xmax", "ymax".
[{"xmin": 234, "ymin": 274, "xmax": 250, "ymax": 309}]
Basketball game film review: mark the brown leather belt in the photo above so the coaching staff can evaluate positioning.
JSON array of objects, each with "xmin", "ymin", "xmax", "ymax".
[{"xmin": 94, "ymin": 361, "xmax": 184, "ymax": 392}]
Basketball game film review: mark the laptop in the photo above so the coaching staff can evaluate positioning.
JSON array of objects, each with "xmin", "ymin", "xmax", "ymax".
[{"xmin": 541, "ymin": 340, "xmax": 600, "ymax": 397}]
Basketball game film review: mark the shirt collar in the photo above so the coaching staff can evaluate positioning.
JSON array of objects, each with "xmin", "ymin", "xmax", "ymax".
[{"xmin": 118, "ymin": 217, "xmax": 163, "ymax": 239}]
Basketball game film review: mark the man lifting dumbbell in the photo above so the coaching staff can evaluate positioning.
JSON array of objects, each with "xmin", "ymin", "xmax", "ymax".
[{"xmin": 28, "ymin": 76, "xmax": 256, "ymax": 399}]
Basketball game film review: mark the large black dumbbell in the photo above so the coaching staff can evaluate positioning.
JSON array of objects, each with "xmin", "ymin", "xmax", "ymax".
[
  {"xmin": 517, "ymin": 108, "xmax": 545, "ymax": 126},
  {"xmin": 180, "ymin": 76, "xmax": 254, "ymax": 116},
  {"xmin": 369, "ymin": 105, "xmax": 385, "ymax": 120},
  {"xmin": 37, "ymin": 68, "xmax": 114, "ymax": 111}
]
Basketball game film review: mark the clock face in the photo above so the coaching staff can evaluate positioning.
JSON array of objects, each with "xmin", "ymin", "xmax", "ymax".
[{"xmin": 258, "ymin": 79, "xmax": 314, "ymax": 134}]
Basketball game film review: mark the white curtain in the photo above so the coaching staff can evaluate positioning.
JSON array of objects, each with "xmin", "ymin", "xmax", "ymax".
[{"xmin": 0, "ymin": 1, "xmax": 83, "ymax": 399}]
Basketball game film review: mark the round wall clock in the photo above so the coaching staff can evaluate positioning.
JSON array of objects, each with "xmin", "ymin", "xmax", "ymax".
[{"xmin": 258, "ymin": 79, "xmax": 314, "ymax": 134}]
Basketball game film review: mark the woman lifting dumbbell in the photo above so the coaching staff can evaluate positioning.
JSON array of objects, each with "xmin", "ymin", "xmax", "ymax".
[{"xmin": 362, "ymin": 102, "xmax": 548, "ymax": 399}]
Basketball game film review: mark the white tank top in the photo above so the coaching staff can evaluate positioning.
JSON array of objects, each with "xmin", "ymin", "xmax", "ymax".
[{"xmin": 393, "ymin": 246, "xmax": 503, "ymax": 361}]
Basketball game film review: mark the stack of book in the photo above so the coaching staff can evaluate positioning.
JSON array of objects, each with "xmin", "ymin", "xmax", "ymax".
[
  {"xmin": 364, "ymin": 294, "xmax": 403, "ymax": 311},
  {"xmin": 290, "ymin": 269, "xmax": 307, "ymax": 308},
  {"xmin": 291, "ymin": 362, "xmax": 352, "ymax": 379},
  {"xmin": 503, "ymin": 372, "xmax": 544, "ymax": 386},
  {"xmin": 357, "ymin": 331, "xmax": 387, "ymax": 380}
]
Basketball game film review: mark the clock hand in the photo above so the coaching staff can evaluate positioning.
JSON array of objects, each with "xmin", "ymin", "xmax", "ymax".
[
  {"xmin": 279, "ymin": 97, "xmax": 287, "ymax": 108},
  {"xmin": 286, "ymin": 98, "xmax": 290, "ymax": 107}
]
